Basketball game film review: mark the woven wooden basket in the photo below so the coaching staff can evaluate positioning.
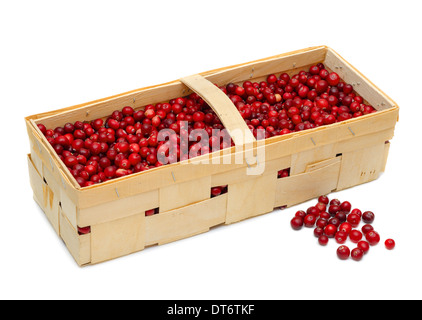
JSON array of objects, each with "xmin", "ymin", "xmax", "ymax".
[{"xmin": 26, "ymin": 46, "xmax": 399, "ymax": 265}]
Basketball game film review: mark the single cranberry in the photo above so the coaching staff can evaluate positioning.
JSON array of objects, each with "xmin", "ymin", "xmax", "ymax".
[
  {"xmin": 335, "ymin": 211, "xmax": 347, "ymax": 222},
  {"xmin": 366, "ymin": 231, "xmax": 381, "ymax": 246},
  {"xmin": 339, "ymin": 222, "xmax": 352, "ymax": 235},
  {"xmin": 347, "ymin": 213, "xmax": 361, "ymax": 228},
  {"xmin": 328, "ymin": 205, "xmax": 341, "ymax": 216},
  {"xmin": 320, "ymin": 211, "xmax": 331, "ymax": 220},
  {"xmin": 330, "ymin": 199, "xmax": 341, "ymax": 206},
  {"xmin": 290, "ymin": 217, "xmax": 304, "ymax": 230},
  {"xmin": 357, "ymin": 240, "xmax": 370, "ymax": 254},
  {"xmin": 324, "ymin": 224, "xmax": 337, "ymax": 238},
  {"xmin": 314, "ymin": 227, "xmax": 324, "ymax": 238},
  {"xmin": 304, "ymin": 214, "xmax": 317, "ymax": 227},
  {"xmin": 362, "ymin": 211, "xmax": 375, "ymax": 224},
  {"xmin": 385, "ymin": 239, "xmax": 396, "ymax": 250},
  {"xmin": 337, "ymin": 246, "xmax": 350, "ymax": 260},
  {"xmin": 328, "ymin": 217, "xmax": 341, "ymax": 227},
  {"xmin": 349, "ymin": 229, "xmax": 363, "ymax": 243},
  {"xmin": 327, "ymin": 72, "xmax": 340, "ymax": 86},
  {"xmin": 335, "ymin": 231, "xmax": 348, "ymax": 244},
  {"xmin": 77, "ymin": 226, "xmax": 91, "ymax": 235},
  {"xmin": 351, "ymin": 248, "xmax": 364, "ymax": 261},
  {"xmin": 318, "ymin": 195, "xmax": 329, "ymax": 204},
  {"xmin": 316, "ymin": 218, "xmax": 328, "ymax": 229},
  {"xmin": 318, "ymin": 235, "xmax": 329, "ymax": 246},
  {"xmin": 145, "ymin": 209, "xmax": 155, "ymax": 216},
  {"xmin": 307, "ymin": 206, "xmax": 320, "ymax": 217},
  {"xmin": 361, "ymin": 224, "xmax": 374, "ymax": 235},
  {"xmin": 340, "ymin": 201, "xmax": 352, "ymax": 213},
  {"xmin": 351, "ymin": 208, "xmax": 362, "ymax": 217},
  {"xmin": 295, "ymin": 210, "xmax": 307, "ymax": 219},
  {"xmin": 315, "ymin": 202, "xmax": 327, "ymax": 213}
]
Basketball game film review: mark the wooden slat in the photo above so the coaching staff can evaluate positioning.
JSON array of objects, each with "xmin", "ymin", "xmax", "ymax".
[
  {"xmin": 60, "ymin": 209, "xmax": 91, "ymax": 266},
  {"xmin": 324, "ymin": 47, "xmax": 398, "ymax": 111},
  {"xmin": 275, "ymin": 157, "xmax": 342, "ymax": 208},
  {"xmin": 145, "ymin": 194, "xmax": 227, "ymax": 246},
  {"xmin": 90, "ymin": 212, "xmax": 145, "ymax": 264},
  {"xmin": 226, "ymin": 173, "xmax": 277, "ymax": 224},
  {"xmin": 337, "ymin": 142, "xmax": 388, "ymax": 190}
]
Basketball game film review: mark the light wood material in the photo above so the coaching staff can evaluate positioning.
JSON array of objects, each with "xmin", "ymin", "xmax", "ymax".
[
  {"xmin": 60, "ymin": 209, "xmax": 91, "ymax": 266},
  {"xmin": 145, "ymin": 194, "xmax": 227, "ymax": 246},
  {"xmin": 90, "ymin": 213, "xmax": 145, "ymax": 264},
  {"xmin": 25, "ymin": 46, "xmax": 400, "ymax": 266},
  {"xmin": 275, "ymin": 157, "xmax": 342, "ymax": 208},
  {"xmin": 226, "ymin": 173, "xmax": 278, "ymax": 224}
]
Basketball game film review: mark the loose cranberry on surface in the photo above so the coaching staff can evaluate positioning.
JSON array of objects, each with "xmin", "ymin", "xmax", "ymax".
[
  {"xmin": 337, "ymin": 246, "xmax": 350, "ymax": 260},
  {"xmin": 340, "ymin": 201, "xmax": 352, "ymax": 213},
  {"xmin": 357, "ymin": 240, "xmax": 370, "ymax": 254},
  {"xmin": 361, "ymin": 224, "xmax": 374, "ymax": 235},
  {"xmin": 349, "ymin": 229, "xmax": 363, "ymax": 243},
  {"xmin": 324, "ymin": 224, "xmax": 338, "ymax": 238},
  {"xmin": 362, "ymin": 211, "xmax": 375, "ymax": 224},
  {"xmin": 318, "ymin": 235, "xmax": 329, "ymax": 246},
  {"xmin": 291, "ymin": 217, "xmax": 304, "ymax": 230},
  {"xmin": 347, "ymin": 213, "xmax": 361, "ymax": 228},
  {"xmin": 385, "ymin": 239, "xmax": 396, "ymax": 250},
  {"xmin": 366, "ymin": 231, "xmax": 381, "ymax": 246},
  {"xmin": 318, "ymin": 195, "xmax": 329, "ymax": 205},
  {"xmin": 304, "ymin": 214, "xmax": 317, "ymax": 227},
  {"xmin": 335, "ymin": 231, "xmax": 348, "ymax": 244},
  {"xmin": 351, "ymin": 248, "xmax": 364, "ymax": 261}
]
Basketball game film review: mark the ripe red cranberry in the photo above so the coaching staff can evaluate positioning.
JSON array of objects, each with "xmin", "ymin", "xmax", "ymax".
[
  {"xmin": 320, "ymin": 211, "xmax": 330, "ymax": 220},
  {"xmin": 339, "ymin": 222, "xmax": 352, "ymax": 235},
  {"xmin": 366, "ymin": 231, "xmax": 381, "ymax": 246},
  {"xmin": 318, "ymin": 195, "xmax": 329, "ymax": 204},
  {"xmin": 330, "ymin": 199, "xmax": 341, "ymax": 206},
  {"xmin": 328, "ymin": 205, "xmax": 340, "ymax": 216},
  {"xmin": 349, "ymin": 229, "xmax": 363, "ymax": 243},
  {"xmin": 335, "ymin": 231, "xmax": 348, "ymax": 244},
  {"xmin": 340, "ymin": 201, "xmax": 352, "ymax": 213},
  {"xmin": 351, "ymin": 248, "xmax": 364, "ymax": 261},
  {"xmin": 327, "ymin": 72, "xmax": 340, "ymax": 86},
  {"xmin": 318, "ymin": 235, "xmax": 329, "ymax": 246},
  {"xmin": 77, "ymin": 226, "xmax": 91, "ymax": 235},
  {"xmin": 347, "ymin": 213, "xmax": 361, "ymax": 228},
  {"xmin": 351, "ymin": 208, "xmax": 362, "ymax": 217},
  {"xmin": 335, "ymin": 211, "xmax": 347, "ymax": 223},
  {"xmin": 337, "ymin": 245, "xmax": 350, "ymax": 260},
  {"xmin": 385, "ymin": 239, "xmax": 395, "ymax": 250},
  {"xmin": 357, "ymin": 240, "xmax": 370, "ymax": 254},
  {"xmin": 314, "ymin": 227, "xmax": 324, "ymax": 238},
  {"xmin": 315, "ymin": 202, "xmax": 327, "ymax": 213},
  {"xmin": 362, "ymin": 211, "xmax": 375, "ymax": 224},
  {"xmin": 290, "ymin": 217, "xmax": 304, "ymax": 230},
  {"xmin": 324, "ymin": 224, "xmax": 337, "ymax": 238},
  {"xmin": 295, "ymin": 210, "xmax": 307, "ymax": 219},
  {"xmin": 307, "ymin": 206, "xmax": 320, "ymax": 217},
  {"xmin": 361, "ymin": 224, "xmax": 374, "ymax": 235},
  {"xmin": 304, "ymin": 214, "xmax": 317, "ymax": 227},
  {"xmin": 316, "ymin": 218, "xmax": 328, "ymax": 229}
]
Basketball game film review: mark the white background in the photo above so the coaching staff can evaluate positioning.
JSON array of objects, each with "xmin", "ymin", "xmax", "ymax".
[{"xmin": 1, "ymin": 0, "xmax": 421, "ymax": 300}]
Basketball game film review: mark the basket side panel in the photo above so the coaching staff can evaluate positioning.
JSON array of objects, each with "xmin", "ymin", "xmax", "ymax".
[
  {"xmin": 145, "ymin": 194, "xmax": 227, "ymax": 246},
  {"xmin": 90, "ymin": 213, "xmax": 145, "ymax": 264},
  {"xmin": 226, "ymin": 173, "xmax": 277, "ymax": 224}
]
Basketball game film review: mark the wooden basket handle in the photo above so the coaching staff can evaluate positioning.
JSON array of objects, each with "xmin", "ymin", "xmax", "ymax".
[{"xmin": 180, "ymin": 74, "xmax": 256, "ymax": 147}]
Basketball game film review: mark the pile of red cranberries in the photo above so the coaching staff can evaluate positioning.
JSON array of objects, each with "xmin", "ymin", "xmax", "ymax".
[
  {"xmin": 290, "ymin": 195, "xmax": 395, "ymax": 261},
  {"xmin": 37, "ymin": 63, "xmax": 376, "ymax": 187}
]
